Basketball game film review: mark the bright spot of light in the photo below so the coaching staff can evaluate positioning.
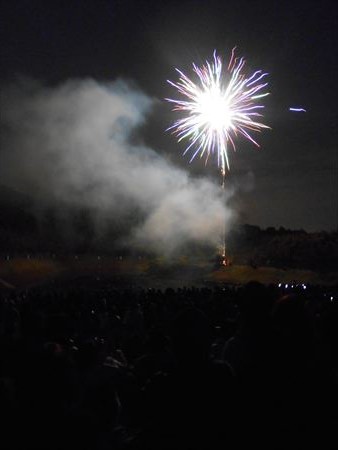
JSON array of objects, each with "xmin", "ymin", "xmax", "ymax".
[{"xmin": 198, "ymin": 89, "xmax": 232, "ymax": 131}]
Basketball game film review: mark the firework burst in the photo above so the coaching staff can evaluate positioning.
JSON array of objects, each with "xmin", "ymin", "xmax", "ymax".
[{"xmin": 166, "ymin": 49, "xmax": 270, "ymax": 173}]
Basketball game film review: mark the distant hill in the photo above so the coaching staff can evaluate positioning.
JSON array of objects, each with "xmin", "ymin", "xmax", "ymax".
[
  {"xmin": 227, "ymin": 224, "xmax": 338, "ymax": 272},
  {"xmin": 0, "ymin": 185, "xmax": 37, "ymax": 232},
  {"xmin": 0, "ymin": 186, "xmax": 337, "ymax": 272}
]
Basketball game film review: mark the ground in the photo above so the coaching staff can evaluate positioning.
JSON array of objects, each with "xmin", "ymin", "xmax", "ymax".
[{"xmin": 1, "ymin": 255, "xmax": 337, "ymax": 291}]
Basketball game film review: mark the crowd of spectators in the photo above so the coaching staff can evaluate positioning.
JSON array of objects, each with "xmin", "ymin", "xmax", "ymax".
[{"xmin": 1, "ymin": 279, "xmax": 337, "ymax": 449}]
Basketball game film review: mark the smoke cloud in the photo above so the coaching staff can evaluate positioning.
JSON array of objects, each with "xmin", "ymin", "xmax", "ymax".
[{"xmin": 0, "ymin": 77, "xmax": 234, "ymax": 255}]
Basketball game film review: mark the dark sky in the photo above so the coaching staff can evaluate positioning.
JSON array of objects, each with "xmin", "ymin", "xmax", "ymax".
[{"xmin": 1, "ymin": 0, "xmax": 337, "ymax": 232}]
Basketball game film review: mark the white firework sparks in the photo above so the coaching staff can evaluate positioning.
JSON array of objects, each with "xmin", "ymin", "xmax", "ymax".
[{"xmin": 166, "ymin": 48, "xmax": 270, "ymax": 173}]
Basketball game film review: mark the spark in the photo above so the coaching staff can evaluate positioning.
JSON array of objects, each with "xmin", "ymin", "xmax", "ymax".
[
  {"xmin": 166, "ymin": 49, "xmax": 270, "ymax": 172},
  {"xmin": 289, "ymin": 107, "xmax": 306, "ymax": 112}
]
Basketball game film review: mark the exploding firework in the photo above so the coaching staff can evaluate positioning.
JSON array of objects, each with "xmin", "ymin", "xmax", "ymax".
[{"xmin": 166, "ymin": 48, "xmax": 270, "ymax": 174}]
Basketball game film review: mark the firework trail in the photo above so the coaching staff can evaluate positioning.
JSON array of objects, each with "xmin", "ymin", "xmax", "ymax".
[
  {"xmin": 166, "ymin": 48, "xmax": 270, "ymax": 175},
  {"xmin": 166, "ymin": 49, "xmax": 270, "ymax": 264}
]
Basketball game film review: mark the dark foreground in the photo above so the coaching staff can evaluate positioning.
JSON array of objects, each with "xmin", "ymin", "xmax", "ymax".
[{"xmin": 1, "ymin": 278, "xmax": 338, "ymax": 449}]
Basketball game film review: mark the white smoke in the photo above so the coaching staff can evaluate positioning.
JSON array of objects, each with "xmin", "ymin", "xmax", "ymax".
[{"xmin": 0, "ymin": 77, "xmax": 234, "ymax": 254}]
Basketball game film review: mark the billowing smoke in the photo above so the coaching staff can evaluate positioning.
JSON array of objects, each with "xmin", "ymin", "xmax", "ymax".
[{"xmin": 0, "ymin": 77, "xmax": 234, "ymax": 255}]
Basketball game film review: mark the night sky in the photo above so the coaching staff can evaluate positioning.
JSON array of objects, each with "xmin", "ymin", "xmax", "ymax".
[{"xmin": 1, "ymin": 0, "xmax": 337, "ymax": 233}]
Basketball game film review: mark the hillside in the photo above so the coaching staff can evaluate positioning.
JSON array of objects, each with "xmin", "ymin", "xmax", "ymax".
[
  {"xmin": 227, "ymin": 225, "xmax": 338, "ymax": 272},
  {"xmin": 0, "ymin": 186, "xmax": 337, "ymax": 273}
]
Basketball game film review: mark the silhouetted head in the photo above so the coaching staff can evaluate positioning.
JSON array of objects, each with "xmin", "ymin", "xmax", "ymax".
[
  {"xmin": 271, "ymin": 294, "xmax": 314, "ymax": 367},
  {"xmin": 238, "ymin": 281, "xmax": 275, "ymax": 325},
  {"xmin": 171, "ymin": 307, "xmax": 211, "ymax": 367}
]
